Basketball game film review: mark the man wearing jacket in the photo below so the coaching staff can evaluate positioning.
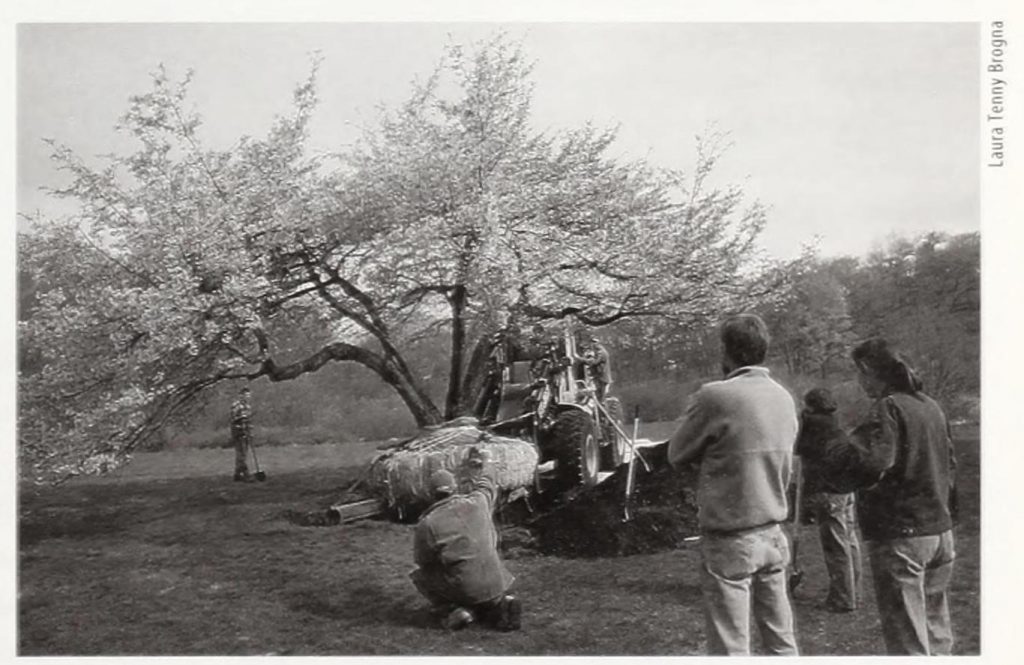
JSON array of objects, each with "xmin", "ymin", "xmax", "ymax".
[
  {"xmin": 584, "ymin": 335, "xmax": 612, "ymax": 402},
  {"xmin": 410, "ymin": 450, "xmax": 522, "ymax": 632},
  {"xmin": 668, "ymin": 313, "xmax": 799, "ymax": 656}
]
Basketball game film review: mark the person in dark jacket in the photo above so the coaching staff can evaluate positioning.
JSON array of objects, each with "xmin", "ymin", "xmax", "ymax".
[
  {"xmin": 803, "ymin": 338, "xmax": 957, "ymax": 655},
  {"xmin": 795, "ymin": 387, "xmax": 862, "ymax": 613},
  {"xmin": 410, "ymin": 449, "xmax": 522, "ymax": 632}
]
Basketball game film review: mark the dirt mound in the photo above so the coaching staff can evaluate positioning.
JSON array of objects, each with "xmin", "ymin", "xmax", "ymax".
[
  {"xmin": 526, "ymin": 443, "xmax": 702, "ymax": 557},
  {"xmin": 308, "ymin": 441, "xmax": 701, "ymax": 558}
]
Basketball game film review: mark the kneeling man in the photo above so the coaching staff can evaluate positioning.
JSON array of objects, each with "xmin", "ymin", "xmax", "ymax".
[{"xmin": 410, "ymin": 449, "xmax": 521, "ymax": 631}]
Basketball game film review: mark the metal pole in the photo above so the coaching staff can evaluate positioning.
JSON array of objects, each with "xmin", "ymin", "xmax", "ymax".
[
  {"xmin": 788, "ymin": 457, "xmax": 805, "ymax": 592},
  {"xmin": 623, "ymin": 406, "xmax": 641, "ymax": 521},
  {"xmin": 594, "ymin": 398, "xmax": 650, "ymax": 473}
]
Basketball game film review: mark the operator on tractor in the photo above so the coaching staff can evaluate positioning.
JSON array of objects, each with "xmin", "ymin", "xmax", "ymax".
[
  {"xmin": 559, "ymin": 311, "xmax": 590, "ymax": 382},
  {"xmin": 583, "ymin": 335, "xmax": 612, "ymax": 402},
  {"xmin": 472, "ymin": 328, "xmax": 508, "ymax": 425},
  {"xmin": 524, "ymin": 324, "xmax": 548, "ymax": 371}
]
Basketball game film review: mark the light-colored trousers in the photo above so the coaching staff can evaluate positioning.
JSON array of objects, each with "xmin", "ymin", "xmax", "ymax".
[
  {"xmin": 699, "ymin": 523, "xmax": 799, "ymax": 656},
  {"xmin": 809, "ymin": 492, "xmax": 863, "ymax": 610},
  {"xmin": 867, "ymin": 530, "xmax": 955, "ymax": 655}
]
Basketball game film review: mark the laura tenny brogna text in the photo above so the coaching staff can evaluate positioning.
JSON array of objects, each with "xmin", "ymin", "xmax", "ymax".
[{"xmin": 988, "ymin": 21, "xmax": 1007, "ymax": 167}]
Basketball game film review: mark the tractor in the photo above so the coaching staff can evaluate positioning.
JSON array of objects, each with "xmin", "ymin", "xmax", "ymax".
[
  {"xmin": 325, "ymin": 322, "xmax": 639, "ymax": 525},
  {"xmin": 480, "ymin": 321, "xmax": 629, "ymax": 494}
]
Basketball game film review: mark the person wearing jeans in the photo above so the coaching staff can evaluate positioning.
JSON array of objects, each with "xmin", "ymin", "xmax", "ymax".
[
  {"xmin": 803, "ymin": 338, "xmax": 958, "ymax": 655},
  {"xmin": 796, "ymin": 387, "xmax": 863, "ymax": 612},
  {"xmin": 868, "ymin": 531, "xmax": 955, "ymax": 654},
  {"xmin": 699, "ymin": 523, "xmax": 795, "ymax": 655},
  {"xmin": 668, "ymin": 314, "xmax": 800, "ymax": 656},
  {"xmin": 810, "ymin": 492, "xmax": 862, "ymax": 611}
]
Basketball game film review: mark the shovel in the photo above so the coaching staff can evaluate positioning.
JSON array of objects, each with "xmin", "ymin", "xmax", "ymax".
[
  {"xmin": 788, "ymin": 459, "xmax": 804, "ymax": 593},
  {"xmin": 623, "ymin": 406, "xmax": 641, "ymax": 522}
]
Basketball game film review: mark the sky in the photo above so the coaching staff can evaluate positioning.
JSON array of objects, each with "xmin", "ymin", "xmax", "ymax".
[{"xmin": 17, "ymin": 22, "xmax": 980, "ymax": 260}]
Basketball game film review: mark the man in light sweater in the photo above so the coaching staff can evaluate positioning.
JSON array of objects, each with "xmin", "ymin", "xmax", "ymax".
[{"xmin": 668, "ymin": 313, "xmax": 799, "ymax": 656}]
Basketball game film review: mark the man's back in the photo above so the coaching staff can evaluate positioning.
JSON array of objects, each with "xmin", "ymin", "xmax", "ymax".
[
  {"xmin": 670, "ymin": 367, "xmax": 798, "ymax": 532},
  {"xmin": 413, "ymin": 478, "xmax": 513, "ymax": 606}
]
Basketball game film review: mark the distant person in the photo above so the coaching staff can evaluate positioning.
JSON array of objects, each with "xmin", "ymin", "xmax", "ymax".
[
  {"xmin": 802, "ymin": 338, "xmax": 958, "ymax": 655},
  {"xmin": 667, "ymin": 313, "xmax": 799, "ymax": 656},
  {"xmin": 410, "ymin": 448, "xmax": 522, "ymax": 632},
  {"xmin": 525, "ymin": 323, "xmax": 554, "ymax": 380},
  {"xmin": 583, "ymin": 335, "xmax": 612, "ymax": 401},
  {"xmin": 473, "ymin": 328, "xmax": 509, "ymax": 424},
  {"xmin": 795, "ymin": 387, "xmax": 863, "ymax": 613},
  {"xmin": 230, "ymin": 386, "xmax": 253, "ymax": 482}
]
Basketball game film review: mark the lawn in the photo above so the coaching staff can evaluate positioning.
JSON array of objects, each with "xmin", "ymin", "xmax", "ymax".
[{"xmin": 18, "ymin": 427, "xmax": 980, "ymax": 656}]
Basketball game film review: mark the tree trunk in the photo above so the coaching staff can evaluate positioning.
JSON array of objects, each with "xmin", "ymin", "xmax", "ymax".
[
  {"xmin": 384, "ymin": 360, "xmax": 444, "ymax": 427},
  {"xmin": 459, "ymin": 333, "xmax": 494, "ymax": 415},
  {"xmin": 444, "ymin": 286, "xmax": 467, "ymax": 420}
]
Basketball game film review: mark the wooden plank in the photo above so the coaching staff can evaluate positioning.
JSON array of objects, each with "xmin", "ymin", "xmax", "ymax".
[{"xmin": 326, "ymin": 498, "xmax": 385, "ymax": 524}]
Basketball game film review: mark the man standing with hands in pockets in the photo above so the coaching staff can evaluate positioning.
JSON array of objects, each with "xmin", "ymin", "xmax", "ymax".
[{"xmin": 668, "ymin": 313, "xmax": 800, "ymax": 656}]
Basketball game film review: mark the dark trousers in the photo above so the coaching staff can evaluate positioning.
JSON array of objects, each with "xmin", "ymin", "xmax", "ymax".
[
  {"xmin": 232, "ymin": 425, "xmax": 250, "ymax": 478},
  {"xmin": 473, "ymin": 376, "xmax": 501, "ymax": 423},
  {"xmin": 411, "ymin": 568, "xmax": 511, "ymax": 625}
]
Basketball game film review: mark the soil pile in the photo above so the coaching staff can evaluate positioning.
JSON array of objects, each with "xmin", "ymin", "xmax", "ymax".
[{"xmin": 526, "ymin": 443, "xmax": 702, "ymax": 557}]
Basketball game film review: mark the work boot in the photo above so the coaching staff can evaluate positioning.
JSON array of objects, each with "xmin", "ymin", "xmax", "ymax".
[
  {"xmin": 492, "ymin": 594, "xmax": 522, "ymax": 632},
  {"xmin": 442, "ymin": 607, "xmax": 474, "ymax": 631}
]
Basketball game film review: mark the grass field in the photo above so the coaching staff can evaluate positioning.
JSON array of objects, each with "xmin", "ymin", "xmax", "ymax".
[{"xmin": 18, "ymin": 426, "xmax": 980, "ymax": 656}]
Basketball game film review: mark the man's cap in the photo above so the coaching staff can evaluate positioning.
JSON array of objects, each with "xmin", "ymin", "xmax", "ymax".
[{"xmin": 429, "ymin": 469, "xmax": 457, "ymax": 496}]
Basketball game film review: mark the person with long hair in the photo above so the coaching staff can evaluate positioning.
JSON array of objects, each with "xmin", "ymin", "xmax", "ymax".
[{"xmin": 805, "ymin": 338, "xmax": 958, "ymax": 655}]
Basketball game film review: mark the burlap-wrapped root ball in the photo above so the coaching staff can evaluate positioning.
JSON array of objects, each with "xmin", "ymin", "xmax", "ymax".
[{"xmin": 366, "ymin": 419, "xmax": 539, "ymax": 520}]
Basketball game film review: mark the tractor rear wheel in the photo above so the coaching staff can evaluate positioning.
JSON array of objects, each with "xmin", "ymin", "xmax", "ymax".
[
  {"xmin": 549, "ymin": 409, "xmax": 600, "ymax": 490},
  {"xmin": 600, "ymin": 396, "xmax": 627, "ymax": 469}
]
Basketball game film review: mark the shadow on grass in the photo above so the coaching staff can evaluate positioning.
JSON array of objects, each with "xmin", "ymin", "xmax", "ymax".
[
  {"xmin": 285, "ymin": 583, "xmax": 433, "ymax": 629},
  {"xmin": 613, "ymin": 576, "xmax": 702, "ymax": 601},
  {"xmin": 19, "ymin": 508, "xmax": 135, "ymax": 547}
]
